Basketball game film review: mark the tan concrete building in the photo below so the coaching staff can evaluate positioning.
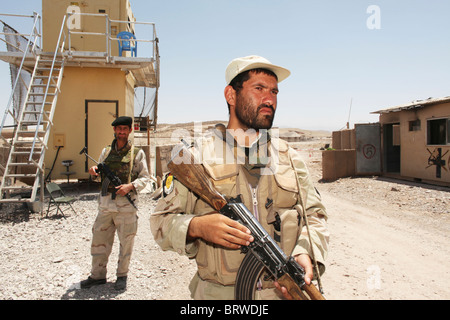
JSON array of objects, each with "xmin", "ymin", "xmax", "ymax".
[
  {"xmin": 372, "ymin": 96, "xmax": 450, "ymax": 186},
  {"xmin": 324, "ymin": 96, "xmax": 450, "ymax": 187},
  {"xmin": 0, "ymin": 0, "xmax": 159, "ymax": 209}
]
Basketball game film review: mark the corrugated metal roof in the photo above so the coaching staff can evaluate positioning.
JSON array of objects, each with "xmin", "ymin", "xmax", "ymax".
[{"xmin": 371, "ymin": 96, "xmax": 450, "ymax": 114}]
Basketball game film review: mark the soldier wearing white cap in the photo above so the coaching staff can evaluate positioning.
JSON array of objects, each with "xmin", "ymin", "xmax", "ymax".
[{"xmin": 151, "ymin": 56, "xmax": 329, "ymax": 299}]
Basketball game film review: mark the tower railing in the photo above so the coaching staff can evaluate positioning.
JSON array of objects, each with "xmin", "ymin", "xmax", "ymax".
[{"xmin": 66, "ymin": 12, "xmax": 158, "ymax": 62}]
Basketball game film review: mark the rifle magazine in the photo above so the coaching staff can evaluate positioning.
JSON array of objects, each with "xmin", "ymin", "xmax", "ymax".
[{"xmin": 234, "ymin": 252, "xmax": 265, "ymax": 300}]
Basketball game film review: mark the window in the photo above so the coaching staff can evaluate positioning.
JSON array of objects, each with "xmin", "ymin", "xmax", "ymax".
[
  {"xmin": 427, "ymin": 118, "xmax": 450, "ymax": 145},
  {"xmin": 409, "ymin": 119, "xmax": 421, "ymax": 131}
]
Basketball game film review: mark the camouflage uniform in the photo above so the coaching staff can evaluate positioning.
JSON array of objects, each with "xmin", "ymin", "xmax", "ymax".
[
  {"xmin": 150, "ymin": 128, "xmax": 329, "ymax": 299},
  {"xmin": 89, "ymin": 139, "xmax": 150, "ymax": 280}
]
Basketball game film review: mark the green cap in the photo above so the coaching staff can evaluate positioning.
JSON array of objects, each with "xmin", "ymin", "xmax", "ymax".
[{"xmin": 111, "ymin": 116, "xmax": 132, "ymax": 127}]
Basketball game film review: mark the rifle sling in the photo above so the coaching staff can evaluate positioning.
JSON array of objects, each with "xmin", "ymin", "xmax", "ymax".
[{"xmin": 288, "ymin": 152, "xmax": 324, "ymax": 294}]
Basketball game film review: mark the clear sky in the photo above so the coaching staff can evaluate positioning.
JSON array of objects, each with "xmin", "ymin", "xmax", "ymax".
[{"xmin": 0, "ymin": 0, "xmax": 449, "ymax": 131}]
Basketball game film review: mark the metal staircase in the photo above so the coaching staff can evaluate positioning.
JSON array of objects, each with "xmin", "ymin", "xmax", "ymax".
[{"xmin": 0, "ymin": 13, "xmax": 66, "ymax": 211}]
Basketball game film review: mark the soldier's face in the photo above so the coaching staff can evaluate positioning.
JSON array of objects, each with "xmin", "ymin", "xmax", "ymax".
[
  {"xmin": 235, "ymin": 72, "xmax": 278, "ymax": 130},
  {"xmin": 113, "ymin": 125, "xmax": 132, "ymax": 141}
]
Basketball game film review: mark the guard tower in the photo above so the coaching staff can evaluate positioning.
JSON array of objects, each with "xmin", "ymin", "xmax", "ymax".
[{"xmin": 0, "ymin": 0, "xmax": 160, "ymax": 211}]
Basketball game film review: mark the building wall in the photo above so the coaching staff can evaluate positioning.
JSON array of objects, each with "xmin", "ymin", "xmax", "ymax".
[
  {"xmin": 42, "ymin": 0, "xmax": 134, "ymax": 54},
  {"xmin": 39, "ymin": 0, "xmax": 138, "ymax": 181},
  {"xmin": 332, "ymin": 129, "xmax": 356, "ymax": 150},
  {"xmin": 322, "ymin": 149, "xmax": 356, "ymax": 181},
  {"xmin": 379, "ymin": 102, "xmax": 450, "ymax": 184},
  {"xmin": 323, "ymin": 129, "xmax": 356, "ymax": 181}
]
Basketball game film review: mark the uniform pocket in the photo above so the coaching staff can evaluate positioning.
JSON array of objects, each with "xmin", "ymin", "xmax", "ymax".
[
  {"xmin": 98, "ymin": 194, "xmax": 117, "ymax": 212},
  {"xmin": 272, "ymin": 166, "xmax": 299, "ymax": 209}
]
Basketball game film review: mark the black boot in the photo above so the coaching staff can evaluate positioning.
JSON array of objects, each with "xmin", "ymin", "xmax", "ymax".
[
  {"xmin": 80, "ymin": 276, "xmax": 106, "ymax": 289},
  {"xmin": 114, "ymin": 276, "xmax": 127, "ymax": 291}
]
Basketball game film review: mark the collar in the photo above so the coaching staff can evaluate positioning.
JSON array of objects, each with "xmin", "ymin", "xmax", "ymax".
[
  {"xmin": 111, "ymin": 139, "xmax": 132, "ymax": 152},
  {"xmin": 213, "ymin": 124, "xmax": 272, "ymax": 167},
  {"xmin": 213, "ymin": 124, "xmax": 272, "ymax": 149}
]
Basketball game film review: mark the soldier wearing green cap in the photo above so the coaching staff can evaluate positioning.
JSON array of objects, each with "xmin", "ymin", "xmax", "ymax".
[
  {"xmin": 81, "ymin": 116, "xmax": 150, "ymax": 291},
  {"xmin": 111, "ymin": 116, "xmax": 133, "ymax": 127}
]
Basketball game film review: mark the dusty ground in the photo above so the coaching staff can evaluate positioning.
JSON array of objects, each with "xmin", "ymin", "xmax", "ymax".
[
  {"xmin": 298, "ymin": 144, "xmax": 450, "ymax": 300},
  {"xmin": 0, "ymin": 131, "xmax": 449, "ymax": 300}
]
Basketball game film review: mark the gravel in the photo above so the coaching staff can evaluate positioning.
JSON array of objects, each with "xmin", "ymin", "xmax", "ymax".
[{"xmin": 0, "ymin": 184, "xmax": 196, "ymax": 300}]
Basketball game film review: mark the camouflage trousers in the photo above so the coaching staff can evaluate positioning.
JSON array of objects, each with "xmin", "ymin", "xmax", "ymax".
[{"xmin": 90, "ymin": 194, "xmax": 138, "ymax": 280}]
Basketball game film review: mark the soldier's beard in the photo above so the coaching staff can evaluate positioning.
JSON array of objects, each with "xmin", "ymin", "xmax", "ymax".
[
  {"xmin": 113, "ymin": 133, "xmax": 130, "ymax": 148},
  {"xmin": 116, "ymin": 134, "xmax": 128, "ymax": 141},
  {"xmin": 235, "ymin": 95, "xmax": 275, "ymax": 130}
]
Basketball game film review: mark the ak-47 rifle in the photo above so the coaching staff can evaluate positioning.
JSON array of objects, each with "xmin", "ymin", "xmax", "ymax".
[
  {"xmin": 167, "ymin": 140, "xmax": 325, "ymax": 300},
  {"xmin": 80, "ymin": 147, "xmax": 137, "ymax": 209}
]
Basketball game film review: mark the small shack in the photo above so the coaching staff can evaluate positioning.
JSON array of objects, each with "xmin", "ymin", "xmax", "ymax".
[
  {"xmin": 372, "ymin": 96, "xmax": 450, "ymax": 186},
  {"xmin": 323, "ymin": 96, "xmax": 450, "ymax": 187}
]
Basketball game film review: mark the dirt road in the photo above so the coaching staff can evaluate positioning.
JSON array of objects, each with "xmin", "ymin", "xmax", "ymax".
[
  {"xmin": 319, "ymin": 187, "xmax": 450, "ymax": 299},
  {"xmin": 302, "ymin": 146, "xmax": 450, "ymax": 300}
]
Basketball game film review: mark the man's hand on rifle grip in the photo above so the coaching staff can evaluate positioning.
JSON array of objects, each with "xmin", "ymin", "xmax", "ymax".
[
  {"xmin": 187, "ymin": 213, "xmax": 254, "ymax": 249},
  {"xmin": 115, "ymin": 183, "xmax": 135, "ymax": 196},
  {"xmin": 89, "ymin": 166, "xmax": 99, "ymax": 177},
  {"xmin": 274, "ymin": 254, "xmax": 314, "ymax": 300}
]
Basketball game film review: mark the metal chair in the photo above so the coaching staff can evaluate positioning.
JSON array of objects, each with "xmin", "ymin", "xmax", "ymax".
[
  {"xmin": 46, "ymin": 182, "xmax": 77, "ymax": 218},
  {"xmin": 117, "ymin": 31, "xmax": 137, "ymax": 57}
]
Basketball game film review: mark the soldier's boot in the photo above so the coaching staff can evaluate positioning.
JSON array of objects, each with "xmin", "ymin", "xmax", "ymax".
[
  {"xmin": 114, "ymin": 276, "xmax": 127, "ymax": 291},
  {"xmin": 80, "ymin": 276, "xmax": 106, "ymax": 289}
]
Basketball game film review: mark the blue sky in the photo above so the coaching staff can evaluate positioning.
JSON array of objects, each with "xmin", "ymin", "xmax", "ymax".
[{"xmin": 0, "ymin": 0, "xmax": 449, "ymax": 131}]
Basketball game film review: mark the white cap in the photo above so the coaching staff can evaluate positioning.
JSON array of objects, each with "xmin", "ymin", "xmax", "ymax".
[{"xmin": 225, "ymin": 55, "xmax": 291, "ymax": 85}]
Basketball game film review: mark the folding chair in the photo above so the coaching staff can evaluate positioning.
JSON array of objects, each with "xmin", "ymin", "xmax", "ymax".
[
  {"xmin": 46, "ymin": 182, "xmax": 77, "ymax": 218},
  {"xmin": 117, "ymin": 31, "xmax": 137, "ymax": 57}
]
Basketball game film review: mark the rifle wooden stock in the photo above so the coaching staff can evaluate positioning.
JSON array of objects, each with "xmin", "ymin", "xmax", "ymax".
[
  {"xmin": 167, "ymin": 146, "xmax": 227, "ymax": 211},
  {"xmin": 278, "ymin": 274, "xmax": 325, "ymax": 300}
]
